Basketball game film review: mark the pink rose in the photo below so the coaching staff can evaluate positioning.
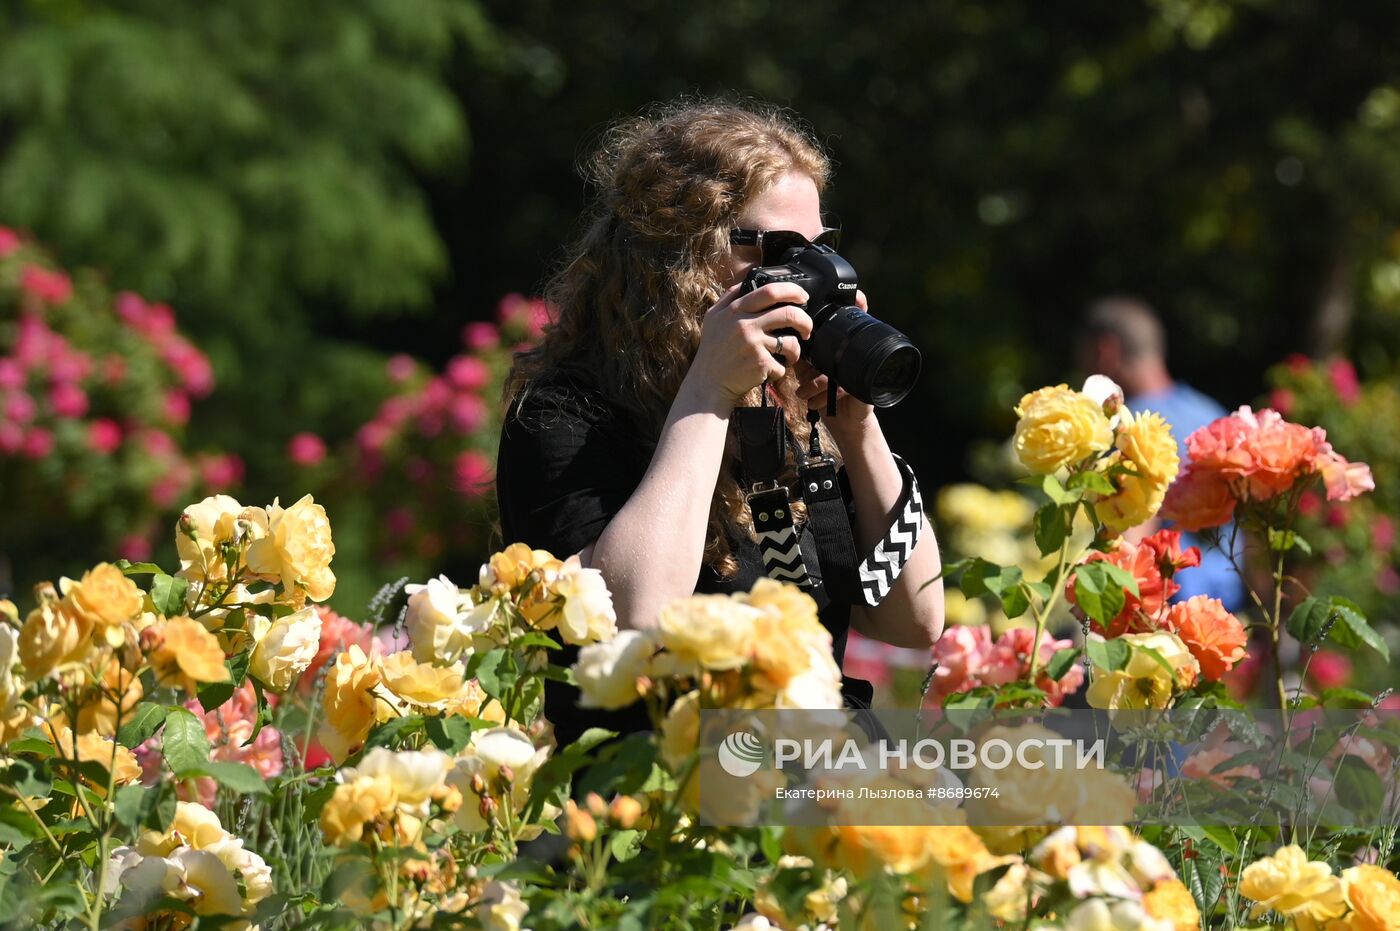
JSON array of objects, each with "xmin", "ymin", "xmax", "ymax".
[
  {"xmin": 447, "ymin": 356, "xmax": 489, "ymax": 392},
  {"xmin": 20, "ymin": 264, "xmax": 72, "ymax": 305},
  {"xmin": 462, "ymin": 321, "xmax": 500, "ymax": 350},
  {"xmin": 386, "ymin": 354, "xmax": 417, "ymax": 383},
  {"xmin": 87, "ymin": 419, "xmax": 123, "ymax": 454},
  {"xmin": 0, "ymin": 227, "xmax": 20, "ymax": 256},
  {"xmin": 0, "ymin": 359, "xmax": 22, "ymax": 390},
  {"xmin": 453, "ymin": 450, "xmax": 493, "ymax": 497},
  {"xmin": 22, "ymin": 427, "xmax": 53, "ymax": 459},
  {"xmin": 287, "ymin": 432, "xmax": 327, "ymax": 467},
  {"xmin": 48, "ymin": 382, "xmax": 88, "ymax": 419}
]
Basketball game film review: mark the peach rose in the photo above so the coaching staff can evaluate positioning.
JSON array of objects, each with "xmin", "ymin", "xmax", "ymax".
[
  {"xmin": 1164, "ymin": 595, "xmax": 1247, "ymax": 681},
  {"xmin": 1161, "ymin": 465, "xmax": 1237, "ymax": 532}
]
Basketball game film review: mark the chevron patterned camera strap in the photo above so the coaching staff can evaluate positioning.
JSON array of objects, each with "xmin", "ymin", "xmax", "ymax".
[
  {"xmin": 852, "ymin": 453, "xmax": 924, "ymax": 606},
  {"xmin": 735, "ymin": 401, "xmax": 814, "ymax": 587}
]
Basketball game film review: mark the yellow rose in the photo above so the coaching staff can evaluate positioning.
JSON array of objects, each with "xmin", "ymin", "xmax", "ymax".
[
  {"xmin": 245, "ymin": 494, "xmax": 336, "ymax": 603},
  {"xmin": 0, "ymin": 598, "xmax": 16, "ymax": 623},
  {"xmin": 49, "ymin": 725, "xmax": 142, "ymax": 790},
  {"xmin": 924, "ymin": 824, "xmax": 1009, "ymax": 903},
  {"xmin": 1340, "ymin": 864, "xmax": 1400, "ymax": 931},
  {"xmin": 656, "ymin": 594, "xmax": 761, "ymax": 672},
  {"xmin": 965, "ymin": 729, "xmax": 1138, "ymax": 846},
  {"xmin": 150, "ymin": 616, "xmax": 230, "ymax": 695},
  {"xmin": 1240, "ymin": 845, "xmax": 1347, "ymax": 925},
  {"xmin": 1086, "ymin": 632, "xmax": 1199, "ymax": 713},
  {"xmin": 755, "ymin": 855, "xmax": 847, "ymax": 928},
  {"xmin": 744, "ymin": 580, "xmax": 831, "ymax": 693},
  {"xmin": 139, "ymin": 801, "xmax": 231, "ymax": 855},
  {"xmin": 175, "ymin": 494, "xmax": 248, "ymax": 583},
  {"xmin": 321, "ymin": 774, "xmax": 399, "ymax": 846},
  {"xmin": 62, "ymin": 563, "xmax": 143, "ymax": 646},
  {"xmin": 346, "ymin": 747, "xmax": 451, "ymax": 811},
  {"xmin": 448, "ymin": 727, "xmax": 552, "ymax": 835},
  {"xmin": 1013, "ymin": 384, "xmax": 1113, "ymax": 474},
  {"xmin": 378, "ymin": 650, "xmax": 470, "ymax": 714},
  {"xmin": 659, "ymin": 689, "xmax": 701, "ymax": 771},
  {"xmin": 1098, "ymin": 465, "xmax": 1169, "ymax": 534},
  {"xmin": 319, "ymin": 644, "xmax": 382, "ymax": 764},
  {"xmin": 19, "ymin": 596, "xmax": 91, "ymax": 678},
  {"xmin": 1115, "ymin": 410, "xmax": 1180, "ymax": 486},
  {"xmin": 1144, "ymin": 878, "xmax": 1203, "ymax": 931},
  {"xmin": 75, "ymin": 656, "xmax": 145, "ymax": 736},
  {"xmin": 484, "ymin": 544, "xmax": 563, "ymax": 591},
  {"xmin": 248, "ymin": 606, "xmax": 322, "ymax": 692}
]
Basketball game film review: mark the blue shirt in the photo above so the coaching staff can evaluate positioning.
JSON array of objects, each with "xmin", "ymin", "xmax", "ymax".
[{"xmin": 1128, "ymin": 383, "xmax": 1247, "ymax": 612}]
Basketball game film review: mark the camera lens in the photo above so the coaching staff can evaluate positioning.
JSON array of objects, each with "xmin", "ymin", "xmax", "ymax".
[
  {"xmin": 868, "ymin": 341, "xmax": 922, "ymax": 407},
  {"xmin": 815, "ymin": 308, "xmax": 921, "ymax": 407}
]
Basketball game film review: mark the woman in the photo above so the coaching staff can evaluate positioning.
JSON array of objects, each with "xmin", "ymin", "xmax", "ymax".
[{"xmin": 496, "ymin": 99, "xmax": 944, "ymax": 745}]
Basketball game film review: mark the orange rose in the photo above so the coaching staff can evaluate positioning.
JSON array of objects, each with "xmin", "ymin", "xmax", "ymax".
[
  {"xmin": 1165, "ymin": 595, "xmax": 1247, "ymax": 681},
  {"xmin": 1240, "ymin": 413, "xmax": 1317, "ymax": 498},
  {"xmin": 1161, "ymin": 465, "xmax": 1236, "ymax": 532}
]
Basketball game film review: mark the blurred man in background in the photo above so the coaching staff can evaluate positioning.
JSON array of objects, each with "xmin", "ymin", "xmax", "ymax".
[{"xmin": 1079, "ymin": 295, "xmax": 1247, "ymax": 612}]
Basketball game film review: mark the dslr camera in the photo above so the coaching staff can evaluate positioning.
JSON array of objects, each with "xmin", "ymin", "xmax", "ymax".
[{"xmin": 739, "ymin": 238, "xmax": 920, "ymax": 407}]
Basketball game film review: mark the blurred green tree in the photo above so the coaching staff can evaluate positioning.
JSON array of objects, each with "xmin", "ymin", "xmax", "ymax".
[
  {"xmin": 435, "ymin": 0, "xmax": 1400, "ymax": 488},
  {"xmin": 0, "ymin": 0, "xmax": 499, "ymax": 499}
]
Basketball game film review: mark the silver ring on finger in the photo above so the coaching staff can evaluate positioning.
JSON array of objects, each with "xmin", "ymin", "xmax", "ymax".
[{"xmin": 773, "ymin": 334, "xmax": 787, "ymax": 357}]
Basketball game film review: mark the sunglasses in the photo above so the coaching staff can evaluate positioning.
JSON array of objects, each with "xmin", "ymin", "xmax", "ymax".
[{"xmin": 729, "ymin": 227, "xmax": 841, "ymax": 265}]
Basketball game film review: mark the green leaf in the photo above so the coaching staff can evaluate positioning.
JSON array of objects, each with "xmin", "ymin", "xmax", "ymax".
[
  {"xmin": 188, "ymin": 761, "xmax": 268, "ymax": 794},
  {"xmin": 1040, "ymin": 474, "xmax": 1076, "ymax": 505},
  {"xmin": 148, "ymin": 573, "xmax": 190, "ymax": 617},
  {"xmin": 1267, "ymin": 528, "xmax": 1312, "ymax": 556},
  {"xmin": 1045, "ymin": 647, "xmax": 1081, "ymax": 681},
  {"xmin": 1086, "ymin": 636, "xmax": 1132, "ymax": 672},
  {"xmin": 961, "ymin": 559, "xmax": 1029, "ymax": 617},
  {"xmin": 425, "ymin": 715, "xmax": 481, "ymax": 752},
  {"xmin": 1133, "ymin": 645, "xmax": 1179, "ymax": 680},
  {"xmin": 1287, "ymin": 597, "xmax": 1330, "ymax": 645},
  {"xmin": 161, "ymin": 707, "xmax": 213, "ymax": 775},
  {"xmin": 1067, "ymin": 470, "xmax": 1117, "ymax": 496},
  {"xmin": 364, "ymin": 716, "xmax": 422, "ymax": 751},
  {"xmin": 10, "ymin": 760, "xmax": 52, "ymax": 799},
  {"xmin": 469, "ymin": 649, "xmax": 512, "ymax": 700},
  {"xmin": 1033, "ymin": 502, "xmax": 1068, "ymax": 556},
  {"xmin": 198, "ymin": 652, "xmax": 250, "ymax": 711},
  {"xmin": 1098, "ymin": 562, "xmax": 1140, "ymax": 598},
  {"xmin": 1319, "ymin": 687, "xmax": 1375, "ymax": 709},
  {"xmin": 1328, "ymin": 596, "xmax": 1389, "ymax": 662},
  {"xmin": 609, "ymin": 829, "xmax": 642, "ymax": 862},
  {"xmin": 1073, "ymin": 562, "xmax": 1126, "ymax": 625},
  {"xmin": 116, "ymin": 704, "xmax": 168, "ymax": 749},
  {"xmin": 116, "ymin": 560, "xmax": 163, "ymax": 576},
  {"xmin": 1334, "ymin": 755, "xmax": 1386, "ymax": 819}
]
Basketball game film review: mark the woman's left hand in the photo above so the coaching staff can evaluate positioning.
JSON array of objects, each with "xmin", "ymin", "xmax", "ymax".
[{"xmin": 793, "ymin": 290, "xmax": 877, "ymax": 441}]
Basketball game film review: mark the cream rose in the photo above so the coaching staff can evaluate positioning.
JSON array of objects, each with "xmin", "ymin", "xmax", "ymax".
[
  {"xmin": 574, "ymin": 629, "xmax": 655, "ymax": 710},
  {"xmin": 549, "ymin": 557, "xmax": 618, "ymax": 645},
  {"xmin": 404, "ymin": 574, "xmax": 475, "ymax": 663},
  {"xmin": 249, "ymin": 606, "xmax": 322, "ymax": 692},
  {"xmin": 1085, "ymin": 632, "xmax": 1199, "ymax": 712},
  {"xmin": 175, "ymin": 495, "xmax": 248, "ymax": 583}
]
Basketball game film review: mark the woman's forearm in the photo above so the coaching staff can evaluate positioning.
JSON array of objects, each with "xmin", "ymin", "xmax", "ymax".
[
  {"xmin": 580, "ymin": 372, "xmax": 733, "ymax": 630},
  {"xmin": 834, "ymin": 420, "xmax": 944, "ymax": 649}
]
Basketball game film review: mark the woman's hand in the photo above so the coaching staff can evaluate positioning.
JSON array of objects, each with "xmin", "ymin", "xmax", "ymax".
[
  {"xmin": 794, "ymin": 290, "xmax": 877, "ymax": 441},
  {"xmin": 688, "ymin": 281, "xmax": 815, "ymax": 404}
]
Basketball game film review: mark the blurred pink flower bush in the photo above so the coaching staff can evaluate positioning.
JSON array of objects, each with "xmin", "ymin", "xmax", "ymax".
[{"xmin": 0, "ymin": 227, "xmax": 234, "ymax": 579}]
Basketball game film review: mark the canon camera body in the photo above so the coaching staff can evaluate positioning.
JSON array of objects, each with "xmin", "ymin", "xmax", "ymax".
[{"xmin": 740, "ymin": 244, "xmax": 920, "ymax": 407}]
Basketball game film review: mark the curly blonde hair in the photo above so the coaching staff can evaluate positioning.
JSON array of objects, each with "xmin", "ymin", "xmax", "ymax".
[{"xmin": 504, "ymin": 97, "xmax": 842, "ymax": 579}]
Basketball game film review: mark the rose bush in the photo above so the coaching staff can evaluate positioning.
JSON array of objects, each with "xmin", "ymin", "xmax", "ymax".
[{"xmin": 0, "ymin": 373, "xmax": 1395, "ymax": 929}]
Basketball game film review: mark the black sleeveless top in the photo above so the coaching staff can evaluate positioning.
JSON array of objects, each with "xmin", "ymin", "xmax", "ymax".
[{"xmin": 495, "ymin": 364, "xmax": 864, "ymax": 746}]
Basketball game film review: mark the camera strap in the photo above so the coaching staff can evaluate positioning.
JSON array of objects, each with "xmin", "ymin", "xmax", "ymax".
[
  {"xmin": 734, "ymin": 387, "xmax": 812, "ymax": 586},
  {"xmin": 735, "ymin": 386, "xmax": 925, "ymax": 607}
]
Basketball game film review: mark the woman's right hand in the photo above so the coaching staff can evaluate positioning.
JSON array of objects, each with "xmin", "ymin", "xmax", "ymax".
[{"xmin": 687, "ymin": 281, "xmax": 815, "ymax": 404}]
